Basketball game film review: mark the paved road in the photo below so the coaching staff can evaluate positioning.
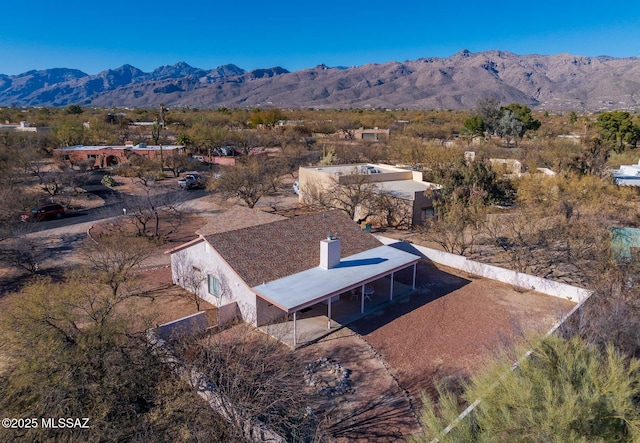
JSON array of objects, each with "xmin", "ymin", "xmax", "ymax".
[{"xmin": 24, "ymin": 170, "xmax": 208, "ymax": 235}]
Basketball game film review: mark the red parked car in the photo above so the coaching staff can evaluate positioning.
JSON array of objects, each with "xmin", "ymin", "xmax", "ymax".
[{"xmin": 22, "ymin": 203, "xmax": 65, "ymax": 221}]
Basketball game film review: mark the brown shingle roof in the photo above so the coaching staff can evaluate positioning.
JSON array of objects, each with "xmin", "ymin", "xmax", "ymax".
[
  {"xmin": 204, "ymin": 210, "xmax": 382, "ymax": 287},
  {"xmin": 196, "ymin": 206, "xmax": 287, "ymax": 236}
]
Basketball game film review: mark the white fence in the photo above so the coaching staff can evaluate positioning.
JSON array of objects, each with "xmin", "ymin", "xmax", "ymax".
[
  {"xmin": 373, "ymin": 237, "xmax": 594, "ymax": 442},
  {"xmin": 375, "ymin": 235, "xmax": 592, "ymax": 303}
]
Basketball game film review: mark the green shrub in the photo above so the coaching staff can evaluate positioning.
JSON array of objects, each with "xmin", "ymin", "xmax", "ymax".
[{"xmin": 101, "ymin": 175, "xmax": 117, "ymax": 187}]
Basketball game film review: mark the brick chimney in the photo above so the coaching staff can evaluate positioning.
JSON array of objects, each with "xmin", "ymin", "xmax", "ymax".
[{"xmin": 320, "ymin": 235, "xmax": 341, "ymax": 269}]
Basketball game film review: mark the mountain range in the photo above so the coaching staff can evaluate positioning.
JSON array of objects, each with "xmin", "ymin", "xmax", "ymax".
[{"xmin": 2, "ymin": 50, "xmax": 640, "ymax": 111}]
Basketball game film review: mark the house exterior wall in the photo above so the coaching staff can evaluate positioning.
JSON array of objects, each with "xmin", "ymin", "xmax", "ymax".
[
  {"xmin": 54, "ymin": 145, "xmax": 185, "ymax": 168},
  {"xmin": 171, "ymin": 240, "xmax": 259, "ymax": 325},
  {"xmin": 375, "ymin": 235, "xmax": 591, "ymax": 303},
  {"xmin": 212, "ymin": 156, "xmax": 237, "ymax": 166},
  {"xmin": 352, "ymin": 128, "xmax": 390, "ymax": 141},
  {"xmin": 298, "ymin": 164, "xmax": 434, "ymax": 227},
  {"xmin": 298, "ymin": 166, "xmax": 335, "ymax": 200},
  {"xmin": 413, "ymin": 191, "xmax": 434, "ymax": 226},
  {"xmin": 337, "ymin": 170, "xmax": 412, "ymax": 184},
  {"xmin": 54, "ymin": 147, "xmax": 127, "ymax": 168}
]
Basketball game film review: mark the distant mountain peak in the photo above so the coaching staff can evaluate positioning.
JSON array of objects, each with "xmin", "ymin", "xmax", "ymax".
[{"xmin": 2, "ymin": 52, "xmax": 640, "ymax": 111}]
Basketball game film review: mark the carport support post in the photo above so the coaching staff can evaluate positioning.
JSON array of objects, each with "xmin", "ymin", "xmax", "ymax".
[
  {"xmin": 327, "ymin": 298, "xmax": 332, "ymax": 330},
  {"xmin": 293, "ymin": 311, "xmax": 297, "ymax": 346},
  {"xmin": 390, "ymin": 272, "xmax": 394, "ymax": 301},
  {"xmin": 361, "ymin": 284, "xmax": 365, "ymax": 313},
  {"xmin": 412, "ymin": 263, "xmax": 417, "ymax": 290}
]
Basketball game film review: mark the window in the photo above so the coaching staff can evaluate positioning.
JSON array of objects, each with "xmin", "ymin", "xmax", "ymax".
[
  {"xmin": 421, "ymin": 207, "xmax": 435, "ymax": 221},
  {"xmin": 208, "ymin": 275, "xmax": 221, "ymax": 297}
]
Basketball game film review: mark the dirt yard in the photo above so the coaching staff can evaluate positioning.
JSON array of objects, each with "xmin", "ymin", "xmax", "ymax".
[
  {"xmin": 296, "ymin": 327, "xmax": 421, "ymax": 441},
  {"xmin": 351, "ymin": 262, "xmax": 575, "ymax": 402}
]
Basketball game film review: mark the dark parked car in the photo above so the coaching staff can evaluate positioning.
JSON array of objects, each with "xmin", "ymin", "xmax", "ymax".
[{"xmin": 22, "ymin": 203, "xmax": 65, "ymax": 221}]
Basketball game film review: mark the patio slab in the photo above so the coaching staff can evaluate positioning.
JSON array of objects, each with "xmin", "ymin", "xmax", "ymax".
[{"xmin": 259, "ymin": 277, "xmax": 414, "ymax": 348}]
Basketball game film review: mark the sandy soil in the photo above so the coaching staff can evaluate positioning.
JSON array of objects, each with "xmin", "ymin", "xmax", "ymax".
[{"xmin": 352, "ymin": 262, "xmax": 575, "ymax": 403}]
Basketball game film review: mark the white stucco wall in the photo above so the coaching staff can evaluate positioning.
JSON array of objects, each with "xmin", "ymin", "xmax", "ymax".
[
  {"xmin": 375, "ymin": 235, "xmax": 592, "ymax": 303},
  {"xmin": 170, "ymin": 240, "xmax": 260, "ymax": 325}
]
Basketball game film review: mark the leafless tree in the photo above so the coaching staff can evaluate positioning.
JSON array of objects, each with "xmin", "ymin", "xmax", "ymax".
[
  {"xmin": 126, "ymin": 187, "xmax": 187, "ymax": 239},
  {"xmin": 188, "ymin": 323, "xmax": 321, "ymax": 441},
  {"xmin": 210, "ymin": 157, "xmax": 282, "ymax": 208},
  {"xmin": 0, "ymin": 275, "xmax": 232, "ymax": 441},
  {"xmin": 0, "ymin": 234, "xmax": 48, "ymax": 274},
  {"xmin": 172, "ymin": 251, "xmax": 208, "ymax": 311},
  {"xmin": 482, "ymin": 211, "xmax": 558, "ymax": 275},
  {"xmin": 372, "ymin": 193, "xmax": 414, "ymax": 229},
  {"xmin": 80, "ymin": 233, "xmax": 155, "ymax": 302},
  {"xmin": 165, "ymin": 151, "xmax": 191, "ymax": 177},
  {"xmin": 302, "ymin": 169, "xmax": 381, "ymax": 224}
]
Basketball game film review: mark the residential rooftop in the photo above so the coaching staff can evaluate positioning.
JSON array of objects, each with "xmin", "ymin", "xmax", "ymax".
[
  {"xmin": 196, "ymin": 206, "xmax": 287, "ymax": 236},
  {"xmin": 54, "ymin": 143, "xmax": 185, "ymax": 152},
  {"xmin": 203, "ymin": 210, "xmax": 382, "ymax": 287}
]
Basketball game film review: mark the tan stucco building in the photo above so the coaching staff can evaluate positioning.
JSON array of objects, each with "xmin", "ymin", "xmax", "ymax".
[{"xmin": 298, "ymin": 163, "xmax": 437, "ymax": 227}]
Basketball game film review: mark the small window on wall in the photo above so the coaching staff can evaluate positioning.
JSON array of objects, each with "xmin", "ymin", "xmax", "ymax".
[
  {"xmin": 421, "ymin": 207, "xmax": 435, "ymax": 221},
  {"xmin": 208, "ymin": 275, "xmax": 221, "ymax": 297}
]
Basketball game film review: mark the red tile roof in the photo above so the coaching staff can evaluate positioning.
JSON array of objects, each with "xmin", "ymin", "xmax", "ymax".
[{"xmin": 204, "ymin": 210, "xmax": 382, "ymax": 287}]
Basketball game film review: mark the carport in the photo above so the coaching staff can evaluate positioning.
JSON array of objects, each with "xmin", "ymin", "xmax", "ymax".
[{"xmin": 253, "ymin": 245, "xmax": 419, "ymax": 346}]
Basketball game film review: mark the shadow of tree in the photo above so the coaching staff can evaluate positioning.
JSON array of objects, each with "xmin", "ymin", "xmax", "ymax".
[{"xmin": 320, "ymin": 388, "xmax": 417, "ymax": 441}]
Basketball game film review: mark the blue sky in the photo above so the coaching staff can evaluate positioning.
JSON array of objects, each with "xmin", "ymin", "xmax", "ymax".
[{"xmin": 2, "ymin": 0, "xmax": 640, "ymax": 75}]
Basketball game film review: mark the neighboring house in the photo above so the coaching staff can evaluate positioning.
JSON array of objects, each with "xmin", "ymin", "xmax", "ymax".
[
  {"xmin": 352, "ymin": 127, "xmax": 389, "ymax": 141},
  {"xmin": 204, "ymin": 145, "xmax": 271, "ymax": 166},
  {"xmin": 314, "ymin": 127, "xmax": 390, "ymax": 141},
  {"xmin": 489, "ymin": 158, "xmax": 522, "ymax": 176},
  {"xmin": 0, "ymin": 121, "xmax": 49, "ymax": 133},
  {"xmin": 168, "ymin": 208, "xmax": 420, "ymax": 345},
  {"xmin": 465, "ymin": 151, "xmax": 522, "ymax": 176},
  {"xmin": 53, "ymin": 142, "xmax": 185, "ymax": 168},
  {"xmin": 610, "ymin": 160, "xmax": 640, "ymax": 186},
  {"xmin": 556, "ymin": 134, "xmax": 582, "ymax": 144},
  {"xmin": 298, "ymin": 163, "xmax": 438, "ymax": 226}
]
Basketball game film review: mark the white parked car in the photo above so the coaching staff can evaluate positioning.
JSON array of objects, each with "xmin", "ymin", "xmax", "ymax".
[
  {"xmin": 178, "ymin": 173, "xmax": 206, "ymax": 189},
  {"xmin": 359, "ymin": 165, "xmax": 380, "ymax": 174}
]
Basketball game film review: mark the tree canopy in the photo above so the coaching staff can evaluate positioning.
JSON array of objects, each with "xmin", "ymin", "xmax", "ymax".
[
  {"xmin": 596, "ymin": 111, "xmax": 640, "ymax": 152},
  {"xmin": 414, "ymin": 335, "xmax": 640, "ymax": 443},
  {"xmin": 468, "ymin": 99, "xmax": 541, "ymax": 141},
  {"xmin": 425, "ymin": 156, "xmax": 512, "ymax": 214}
]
